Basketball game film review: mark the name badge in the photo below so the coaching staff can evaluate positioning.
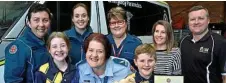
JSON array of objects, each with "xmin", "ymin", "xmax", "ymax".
[{"xmin": 154, "ymin": 75, "xmax": 183, "ymax": 83}]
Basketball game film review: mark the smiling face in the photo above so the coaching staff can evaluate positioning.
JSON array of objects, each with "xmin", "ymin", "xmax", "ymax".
[
  {"xmin": 134, "ymin": 53, "xmax": 155, "ymax": 78},
  {"xmin": 188, "ymin": 9, "xmax": 209, "ymax": 35},
  {"xmin": 49, "ymin": 37, "xmax": 69, "ymax": 62},
  {"xmin": 72, "ymin": 6, "xmax": 89, "ymax": 30},
  {"xmin": 28, "ymin": 11, "xmax": 51, "ymax": 38},
  {"xmin": 86, "ymin": 40, "xmax": 106, "ymax": 68},
  {"xmin": 154, "ymin": 24, "xmax": 167, "ymax": 46},
  {"xmin": 109, "ymin": 18, "xmax": 127, "ymax": 38}
]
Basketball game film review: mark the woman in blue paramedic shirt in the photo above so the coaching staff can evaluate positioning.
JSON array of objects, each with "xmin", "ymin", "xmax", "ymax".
[
  {"xmin": 4, "ymin": 3, "xmax": 51, "ymax": 83},
  {"xmin": 76, "ymin": 33, "xmax": 132, "ymax": 83},
  {"xmin": 106, "ymin": 6, "xmax": 142, "ymax": 71},
  {"xmin": 64, "ymin": 3, "xmax": 93, "ymax": 65}
]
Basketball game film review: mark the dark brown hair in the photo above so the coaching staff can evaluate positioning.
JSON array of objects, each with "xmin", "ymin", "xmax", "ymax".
[
  {"xmin": 84, "ymin": 33, "xmax": 111, "ymax": 60},
  {"xmin": 72, "ymin": 3, "xmax": 89, "ymax": 17}
]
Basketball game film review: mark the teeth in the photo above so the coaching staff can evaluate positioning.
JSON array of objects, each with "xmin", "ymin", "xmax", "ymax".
[
  {"xmin": 38, "ymin": 29, "xmax": 44, "ymax": 32},
  {"xmin": 143, "ymin": 68, "xmax": 150, "ymax": 70},
  {"xmin": 91, "ymin": 58, "xmax": 98, "ymax": 62}
]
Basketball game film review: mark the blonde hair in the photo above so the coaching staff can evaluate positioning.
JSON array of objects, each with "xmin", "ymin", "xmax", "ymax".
[
  {"xmin": 107, "ymin": 6, "xmax": 127, "ymax": 21},
  {"xmin": 134, "ymin": 43, "xmax": 156, "ymax": 61}
]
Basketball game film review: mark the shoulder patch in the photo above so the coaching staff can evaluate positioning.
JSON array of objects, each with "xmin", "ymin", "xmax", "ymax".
[
  {"xmin": 9, "ymin": 45, "xmax": 17, "ymax": 54},
  {"xmin": 113, "ymin": 58, "xmax": 129, "ymax": 67}
]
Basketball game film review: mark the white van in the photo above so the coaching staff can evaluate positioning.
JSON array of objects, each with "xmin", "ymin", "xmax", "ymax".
[{"xmin": 0, "ymin": 1, "xmax": 171, "ymax": 82}]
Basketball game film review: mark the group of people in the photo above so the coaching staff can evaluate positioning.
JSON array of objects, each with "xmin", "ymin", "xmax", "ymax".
[{"xmin": 4, "ymin": 2, "xmax": 226, "ymax": 83}]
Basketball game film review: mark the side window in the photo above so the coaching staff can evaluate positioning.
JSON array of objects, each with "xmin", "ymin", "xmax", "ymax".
[
  {"xmin": 0, "ymin": 1, "xmax": 33, "ymax": 38},
  {"xmin": 103, "ymin": 1, "xmax": 170, "ymax": 36}
]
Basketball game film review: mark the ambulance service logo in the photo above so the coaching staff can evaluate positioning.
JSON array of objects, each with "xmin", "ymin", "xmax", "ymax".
[{"xmin": 9, "ymin": 45, "xmax": 17, "ymax": 54}]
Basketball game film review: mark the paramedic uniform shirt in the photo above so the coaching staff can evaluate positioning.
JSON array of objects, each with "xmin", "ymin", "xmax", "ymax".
[{"xmin": 77, "ymin": 56, "xmax": 132, "ymax": 83}]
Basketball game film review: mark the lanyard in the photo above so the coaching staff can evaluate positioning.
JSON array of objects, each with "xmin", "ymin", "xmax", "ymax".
[{"xmin": 112, "ymin": 44, "xmax": 124, "ymax": 57}]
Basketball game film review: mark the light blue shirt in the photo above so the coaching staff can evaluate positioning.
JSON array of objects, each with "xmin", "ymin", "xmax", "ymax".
[{"xmin": 77, "ymin": 56, "xmax": 132, "ymax": 83}]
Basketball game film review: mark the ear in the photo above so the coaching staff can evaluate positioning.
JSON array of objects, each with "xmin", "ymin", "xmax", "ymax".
[
  {"xmin": 208, "ymin": 18, "xmax": 210, "ymax": 24},
  {"xmin": 26, "ymin": 19, "xmax": 32, "ymax": 28},
  {"xmin": 134, "ymin": 59, "xmax": 138, "ymax": 66}
]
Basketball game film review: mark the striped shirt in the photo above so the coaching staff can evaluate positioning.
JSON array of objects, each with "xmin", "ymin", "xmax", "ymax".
[{"xmin": 154, "ymin": 47, "xmax": 181, "ymax": 75}]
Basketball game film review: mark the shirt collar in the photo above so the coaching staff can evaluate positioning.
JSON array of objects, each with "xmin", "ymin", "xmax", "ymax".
[
  {"xmin": 83, "ymin": 58, "xmax": 114, "ymax": 77},
  {"xmin": 107, "ymin": 33, "xmax": 136, "ymax": 45},
  {"xmin": 190, "ymin": 30, "xmax": 211, "ymax": 43},
  {"xmin": 135, "ymin": 72, "xmax": 154, "ymax": 83}
]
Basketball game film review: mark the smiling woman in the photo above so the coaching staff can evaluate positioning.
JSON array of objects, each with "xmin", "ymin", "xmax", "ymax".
[{"xmin": 75, "ymin": 33, "xmax": 132, "ymax": 83}]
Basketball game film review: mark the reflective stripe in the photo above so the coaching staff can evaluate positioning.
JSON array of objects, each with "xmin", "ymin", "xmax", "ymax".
[
  {"xmin": 39, "ymin": 63, "xmax": 49, "ymax": 74},
  {"xmin": 46, "ymin": 78, "xmax": 51, "ymax": 83},
  {"xmin": 53, "ymin": 72, "xmax": 63, "ymax": 83}
]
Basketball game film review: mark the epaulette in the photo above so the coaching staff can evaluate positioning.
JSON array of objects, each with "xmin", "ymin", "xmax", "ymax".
[{"xmin": 112, "ymin": 57, "xmax": 129, "ymax": 67}]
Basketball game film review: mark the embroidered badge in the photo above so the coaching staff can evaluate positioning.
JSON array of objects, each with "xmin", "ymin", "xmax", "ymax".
[
  {"xmin": 9, "ymin": 45, "xmax": 17, "ymax": 54},
  {"xmin": 199, "ymin": 47, "xmax": 209, "ymax": 53}
]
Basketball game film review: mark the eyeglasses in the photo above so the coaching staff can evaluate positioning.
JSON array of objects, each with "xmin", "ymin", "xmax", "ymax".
[{"xmin": 109, "ymin": 20, "xmax": 125, "ymax": 26}]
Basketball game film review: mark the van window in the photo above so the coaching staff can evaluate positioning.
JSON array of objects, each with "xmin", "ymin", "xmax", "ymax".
[
  {"xmin": 0, "ymin": 1, "xmax": 33, "ymax": 38},
  {"xmin": 103, "ymin": 1, "xmax": 170, "ymax": 36}
]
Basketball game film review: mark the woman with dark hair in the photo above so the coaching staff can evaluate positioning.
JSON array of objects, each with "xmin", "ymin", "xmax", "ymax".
[
  {"xmin": 64, "ymin": 3, "xmax": 93, "ymax": 65},
  {"xmin": 76, "ymin": 33, "xmax": 132, "ymax": 83},
  {"xmin": 4, "ymin": 3, "xmax": 51, "ymax": 83}
]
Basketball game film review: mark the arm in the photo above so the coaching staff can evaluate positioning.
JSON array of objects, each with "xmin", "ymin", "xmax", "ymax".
[
  {"xmin": 219, "ymin": 40, "xmax": 226, "ymax": 83},
  {"xmin": 4, "ymin": 43, "xmax": 27, "ymax": 83}
]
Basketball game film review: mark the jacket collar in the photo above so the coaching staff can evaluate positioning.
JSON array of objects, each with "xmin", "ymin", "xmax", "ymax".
[
  {"xmin": 67, "ymin": 25, "xmax": 93, "ymax": 39},
  {"xmin": 187, "ymin": 30, "xmax": 212, "ymax": 43},
  {"xmin": 107, "ymin": 33, "xmax": 136, "ymax": 45},
  {"xmin": 21, "ymin": 27, "xmax": 45, "ymax": 46}
]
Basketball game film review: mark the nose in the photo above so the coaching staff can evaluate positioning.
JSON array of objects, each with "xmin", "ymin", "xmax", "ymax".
[
  {"xmin": 156, "ymin": 32, "xmax": 161, "ymax": 36},
  {"xmin": 56, "ymin": 47, "xmax": 62, "ymax": 52},
  {"xmin": 38, "ymin": 21, "xmax": 44, "ymax": 27},
  {"xmin": 194, "ymin": 19, "xmax": 199, "ymax": 24},
  {"xmin": 78, "ymin": 16, "xmax": 83, "ymax": 21},
  {"xmin": 91, "ymin": 51, "xmax": 98, "ymax": 57},
  {"xmin": 145, "ymin": 61, "xmax": 149, "ymax": 66}
]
